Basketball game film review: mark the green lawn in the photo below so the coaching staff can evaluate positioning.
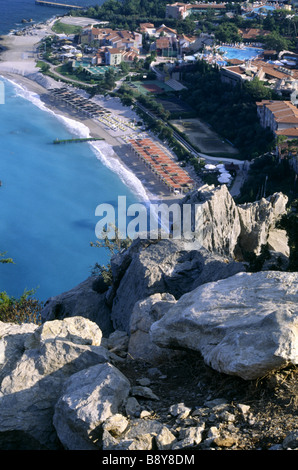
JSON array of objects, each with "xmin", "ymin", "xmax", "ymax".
[
  {"xmin": 52, "ymin": 21, "xmax": 82, "ymax": 35},
  {"xmin": 128, "ymin": 80, "xmax": 174, "ymax": 95}
]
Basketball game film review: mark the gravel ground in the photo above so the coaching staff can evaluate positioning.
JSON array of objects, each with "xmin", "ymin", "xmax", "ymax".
[{"xmin": 117, "ymin": 350, "xmax": 298, "ymax": 452}]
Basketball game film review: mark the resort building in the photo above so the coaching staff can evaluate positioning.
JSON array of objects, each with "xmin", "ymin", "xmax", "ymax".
[
  {"xmin": 105, "ymin": 47, "xmax": 123, "ymax": 66},
  {"xmin": 165, "ymin": 2, "xmax": 188, "ymax": 19},
  {"xmin": 154, "ymin": 36, "xmax": 176, "ymax": 57},
  {"xmin": 155, "ymin": 25, "xmax": 178, "ymax": 38},
  {"xmin": 80, "ymin": 27, "xmax": 142, "ymax": 52},
  {"xmin": 220, "ymin": 64, "xmax": 251, "ymax": 86},
  {"xmin": 238, "ymin": 28, "xmax": 271, "ymax": 41},
  {"xmin": 139, "ymin": 23, "xmax": 156, "ymax": 36},
  {"xmin": 256, "ymin": 99, "xmax": 298, "ymax": 138},
  {"xmin": 221, "ymin": 60, "xmax": 298, "ymax": 97},
  {"xmin": 165, "ymin": 2, "xmax": 226, "ymax": 19}
]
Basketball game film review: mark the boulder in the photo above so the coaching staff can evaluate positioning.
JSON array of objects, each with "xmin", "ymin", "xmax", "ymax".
[
  {"xmin": 0, "ymin": 317, "xmax": 109, "ymax": 449},
  {"xmin": 0, "ymin": 321, "xmax": 38, "ymax": 384},
  {"xmin": 41, "ymin": 276, "xmax": 113, "ymax": 337},
  {"xmin": 110, "ymin": 239, "xmax": 245, "ymax": 333},
  {"xmin": 24, "ymin": 315, "xmax": 102, "ymax": 349},
  {"xmin": 128, "ymin": 293, "xmax": 180, "ymax": 363},
  {"xmin": 150, "ymin": 271, "xmax": 298, "ymax": 380},
  {"xmin": 53, "ymin": 362, "xmax": 131, "ymax": 450},
  {"xmin": 267, "ymin": 229, "xmax": 290, "ymax": 258}
]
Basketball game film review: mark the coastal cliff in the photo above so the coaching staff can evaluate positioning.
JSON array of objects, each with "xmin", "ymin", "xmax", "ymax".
[
  {"xmin": 42, "ymin": 184, "xmax": 290, "ymax": 334},
  {"xmin": 0, "ymin": 184, "xmax": 297, "ymax": 451}
]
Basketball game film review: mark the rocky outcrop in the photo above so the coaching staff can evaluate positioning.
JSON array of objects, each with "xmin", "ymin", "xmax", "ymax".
[
  {"xmin": 150, "ymin": 271, "xmax": 298, "ymax": 380},
  {"xmin": 181, "ymin": 185, "xmax": 288, "ymax": 259},
  {"xmin": 110, "ymin": 239, "xmax": 245, "ymax": 333},
  {"xmin": 236, "ymin": 192, "xmax": 288, "ymax": 257},
  {"xmin": 181, "ymin": 184, "xmax": 241, "ymax": 256},
  {"xmin": 41, "ymin": 186, "xmax": 289, "ymax": 336}
]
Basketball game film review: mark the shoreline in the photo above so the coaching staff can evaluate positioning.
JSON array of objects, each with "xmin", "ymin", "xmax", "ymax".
[{"xmin": 0, "ymin": 21, "xmax": 184, "ymax": 205}]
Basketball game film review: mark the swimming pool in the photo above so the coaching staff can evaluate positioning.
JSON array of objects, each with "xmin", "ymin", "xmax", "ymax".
[
  {"xmin": 253, "ymin": 5, "xmax": 275, "ymax": 14},
  {"xmin": 219, "ymin": 46, "xmax": 263, "ymax": 62},
  {"xmin": 243, "ymin": 4, "xmax": 276, "ymax": 19}
]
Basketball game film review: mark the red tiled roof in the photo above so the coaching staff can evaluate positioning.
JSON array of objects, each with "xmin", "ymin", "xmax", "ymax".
[
  {"xmin": 276, "ymin": 127, "xmax": 298, "ymax": 136},
  {"xmin": 239, "ymin": 28, "xmax": 270, "ymax": 39},
  {"xmin": 128, "ymin": 138, "xmax": 194, "ymax": 191}
]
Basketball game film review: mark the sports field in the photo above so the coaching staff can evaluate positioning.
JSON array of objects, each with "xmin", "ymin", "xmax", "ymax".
[
  {"xmin": 128, "ymin": 80, "xmax": 174, "ymax": 94},
  {"xmin": 171, "ymin": 118, "xmax": 239, "ymax": 156}
]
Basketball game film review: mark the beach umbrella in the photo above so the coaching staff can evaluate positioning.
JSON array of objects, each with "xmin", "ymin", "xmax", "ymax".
[
  {"xmin": 218, "ymin": 172, "xmax": 232, "ymax": 184},
  {"xmin": 205, "ymin": 164, "xmax": 217, "ymax": 170},
  {"xmin": 216, "ymin": 163, "xmax": 225, "ymax": 171}
]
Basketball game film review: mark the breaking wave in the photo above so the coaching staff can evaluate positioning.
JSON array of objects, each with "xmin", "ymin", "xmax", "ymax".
[{"xmin": 7, "ymin": 77, "xmax": 152, "ymax": 202}]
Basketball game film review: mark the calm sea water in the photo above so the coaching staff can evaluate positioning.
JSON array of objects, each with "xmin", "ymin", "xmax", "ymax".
[{"xmin": 0, "ymin": 1, "xmax": 147, "ymax": 301}]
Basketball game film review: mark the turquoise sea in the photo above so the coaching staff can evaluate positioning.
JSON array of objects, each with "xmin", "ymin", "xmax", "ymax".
[
  {"xmin": 0, "ymin": 2, "xmax": 146, "ymax": 301},
  {"xmin": 0, "ymin": 0, "xmax": 97, "ymax": 36}
]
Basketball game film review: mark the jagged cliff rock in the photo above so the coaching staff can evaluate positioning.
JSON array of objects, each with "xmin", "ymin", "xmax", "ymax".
[
  {"xmin": 236, "ymin": 192, "xmax": 288, "ymax": 258},
  {"xmin": 181, "ymin": 184, "xmax": 241, "ymax": 257},
  {"xmin": 150, "ymin": 271, "xmax": 298, "ymax": 380},
  {"xmin": 180, "ymin": 184, "xmax": 288, "ymax": 259}
]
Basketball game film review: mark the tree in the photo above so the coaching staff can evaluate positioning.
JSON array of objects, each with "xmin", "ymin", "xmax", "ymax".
[
  {"xmin": 0, "ymin": 289, "xmax": 42, "ymax": 324},
  {"xmin": 243, "ymin": 77, "xmax": 272, "ymax": 101},
  {"xmin": 263, "ymin": 31, "xmax": 290, "ymax": 52},
  {"xmin": 104, "ymin": 68, "xmax": 116, "ymax": 90},
  {"xmin": 215, "ymin": 22, "xmax": 242, "ymax": 43},
  {"xmin": 90, "ymin": 225, "xmax": 132, "ymax": 285}
]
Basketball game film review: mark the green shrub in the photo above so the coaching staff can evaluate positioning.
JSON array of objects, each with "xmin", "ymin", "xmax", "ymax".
[{"xmin": 0, "ymin": 289, "xmax": 42, "ymax": 325}]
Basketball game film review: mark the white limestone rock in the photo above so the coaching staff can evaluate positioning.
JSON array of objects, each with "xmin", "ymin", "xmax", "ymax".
[
  {"xmin": 0, "ymin": 318, "xmax": 109, "ymax": 449},
  {"xmin": 128, "ymin": 293, "xmax": 179, "ymax": 363},
  {"xmin": 237, "ymin": 192, "xmax": 288, "ymax": 256},
  {"xmin": 181, "ymin": 184, "xmax": 241, "ymax": 256},
  {"xmin": 24, "ymin": 316, "xmax": 102, "ymax": 349},
  {"xmin": 150, "ymin": 271, "xmax": 298, "ymax": 380},
  {"xmin": 53, "ymin": 362, "xmax": 131, "ymax": 450},
  {"xmin": 0, "ymin": 321, "xmax": 38, "ymax": 383}
]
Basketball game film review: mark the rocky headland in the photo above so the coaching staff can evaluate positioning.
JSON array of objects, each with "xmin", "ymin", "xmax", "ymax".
[{"xmin": 0, "ymin": 184, "xmax": 297, "ymax": 451}]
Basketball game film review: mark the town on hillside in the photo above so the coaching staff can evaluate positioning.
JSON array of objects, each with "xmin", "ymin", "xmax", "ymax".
[{"xmin": 14, "ymin": 0, "xmax": 297, "ymax": 265}]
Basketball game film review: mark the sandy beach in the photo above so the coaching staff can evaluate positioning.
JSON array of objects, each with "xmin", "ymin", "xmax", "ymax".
[{"xmin": 0, "ymin": 20, "xmax": 185, "ymax": 204}]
